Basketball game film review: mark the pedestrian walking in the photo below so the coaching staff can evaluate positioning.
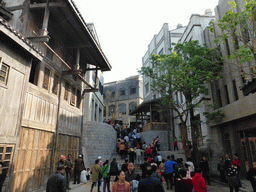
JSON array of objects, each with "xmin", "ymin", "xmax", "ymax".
[
  {"xmin": 73, "ymin": 154, "xmax": 85, "ymax": 184},
  {"xmin": 246, "ymin": 165, "xmax": 256, "ymax": 192},
  {"xmin": 112, "ymin": 170, "xmax": 130, "ymax": 192},
  {"xmin": 109, "ymin": 158, "xmax": 120, "ymax": 186},
  {"xmin": 58, "ymin": 155, "xmax": 66, "ymax": 168},
  {"xmin": 91, "ymin": 159, "xmax": 102, "ymax": 192},
  {"xmin": 155, "ymin": 136, "xmax": 161, "ymax": 151},
  {"xmin": 186, "ymin": 158, "xmax": 195, "ymax": 177},
  {"xmin": 135, "ymin": 147, "xmax": 143, "ymax": 165},
  {"xmin": 65, "ymin": 154, "xmax": 73, "ymax": 190},
  {"xmin": 46, "ymin": 167, "xmax": 66, "ymax": 192},
  {"xmin": 125, "ymin": 162, "xmax": 140, "ymax": 191},
  {"xmin": 156, "ymin": 153, "xmax": 162, "ymax": 166},
  {"xmin": 175, "ymin": 169, "xmax": 193, "ymax": 192},
  {"xmin": 119, "ymin": 142, "xmax": 126, "ymax": 159},
  {"xmin": 217, "ymin": 156, "xmax": 226, "ymax": 182},
  {"xmin": 159, "ymin": 159, "xmax": 166, "ymax": 182},
  {"xmin": 121, "ymin": 158, "xmax": 129, "ymax": 173},
  {"xmin": 226, "ymin": 163, "xmax": 240, "ymax": 192},
  {"xmin": 129, "ymin": 148, "xmax": 136, "ymax": 163},
  {"xmin": 140, "ymin": 157, "xmax": 149, "ymax": 179},
  {"xmin": 164, "ymin": 155, "xmax": 177, "ymax": 190},
  {"xmin": 174, "ymin": 137, "xmax": 178, "ymax": 151},
  {"xmin": 102, "ymin": 160, "xmax": 111, "ymax": 192},
  {"xmin": 199, "ymin": 157, "xmax": 210, "ymax": 185},
  {"xmin": 231, "ymin": 153, "xmax": 241, "ymax": 187},
  {"xmin": 192, "ymin": 168, "xmax": 207, "ymax": 192},
  {"xmin": 138, "ymin": 166, "xmax": 164, "ymax": 192}
]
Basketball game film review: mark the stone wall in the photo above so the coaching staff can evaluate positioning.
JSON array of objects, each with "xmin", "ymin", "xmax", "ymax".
[
  {"xmin": 81, "ymin": 122, "xmax": 117, "ymax": 168},
  {"xmin": 141, "ymin": 130, "xmax": 168, "ymax": 151}
]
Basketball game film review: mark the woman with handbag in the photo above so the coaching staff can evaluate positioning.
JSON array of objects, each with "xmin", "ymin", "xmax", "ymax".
[{"xmin": 102, "ymin": 160, "xmax": 110, "ymax": 192}]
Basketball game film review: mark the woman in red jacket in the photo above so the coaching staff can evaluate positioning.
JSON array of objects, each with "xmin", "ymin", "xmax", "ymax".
[{"xmin": 192, "ymin": 168, "xmax": 208, "ymax": 192}]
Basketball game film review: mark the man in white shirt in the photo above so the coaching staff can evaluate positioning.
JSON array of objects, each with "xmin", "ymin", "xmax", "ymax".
[
  {"xmin": 135, "ymin": 148, "xmax": 143, "ymax": 165},
  {"xmin": 186, "ymin": 158, "xmax": 195, "ymax": 176}
]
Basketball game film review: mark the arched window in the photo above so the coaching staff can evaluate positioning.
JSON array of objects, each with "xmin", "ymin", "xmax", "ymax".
[
  {"xmin": 119, "ymin": 103, "xmax": 126, "ymax": 115},
  {"xmin": 109, "ymin": 105, "xmax": 116, "ymax": 116},
  {"xmin": 129, "ymin": 102, "xmax": 137, "ymax": 114}
]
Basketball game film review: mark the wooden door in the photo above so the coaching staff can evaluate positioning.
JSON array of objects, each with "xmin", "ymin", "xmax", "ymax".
[
  {"xmin": 12, "ymin": 128, "xmax": 54, "ymax": 192},
  {"xmin": 248, "ymin": 137, "xmax": 256, "ymax": 168},
  {"xmin": 241, "ymin": 138, "xmax": 250, "ymax": 171}
]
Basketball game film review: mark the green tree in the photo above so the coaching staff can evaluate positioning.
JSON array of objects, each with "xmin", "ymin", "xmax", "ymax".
[
  {"xmin": 140, "ymin": 40, "xmax": 223, "ymax": 164},
  {"xmin": 209, "ymin": 0, "xmax": 256, "ymax": 80}
]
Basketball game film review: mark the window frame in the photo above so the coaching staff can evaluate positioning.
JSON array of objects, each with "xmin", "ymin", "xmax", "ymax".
[
  {"xmin": 0, "ymin": 145, "xmax": 14, "ymax": 174},
  {"xmin": 0, "ymin": 58, "xmax": 10, "ymax": 85},
  {"xmin": 42, "ymin": 66, "xmax": 51, "ymax": 90},
  {"xmin": 120, "ymin": 89, "xmax": 125, "ymax": 96},
  {"xmin": 130, "ymin": 87, "xmax": 136, "ymax": 94}
]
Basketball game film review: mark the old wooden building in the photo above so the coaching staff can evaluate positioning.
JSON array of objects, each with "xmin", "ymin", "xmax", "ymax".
[{"xmin": 0, "ymin": 0, "xmax": 111, "ymax": 191}]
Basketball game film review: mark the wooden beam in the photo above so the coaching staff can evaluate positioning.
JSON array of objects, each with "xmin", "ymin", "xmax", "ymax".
[
  {"xmin": 29, "ymin": 2, "xmax": 67, "ymax": 10},
  {"xmin": 0, "ymin": 7, "xmax": 13, "ymax": 19},
  {"xmin": 27, "ymin": 36, "xmax": 50, "ymax": 42},
  {"xmin": 84, "ymin": 67, "xmax": 100, "ymax": 71},
  {"xmin": 5, "ymin": 5, "xmax": 24, "ymax": 11}
]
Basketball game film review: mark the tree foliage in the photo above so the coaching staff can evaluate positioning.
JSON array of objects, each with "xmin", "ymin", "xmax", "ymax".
[
  {"xmin": 140, "ymin": 40, "xmax": 224, "ymax": 159},
  {"xmin": 209, "ymin": 0, "xmax": 256, "ymax": 79}
]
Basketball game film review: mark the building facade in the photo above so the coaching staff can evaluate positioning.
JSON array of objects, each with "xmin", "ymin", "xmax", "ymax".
[
  {"xmin": 204, "ymin": 0, "xmax": 256, "ymax": 177},
  {"xmin": 0, "ymin": 1, "xmax": 111, "ymax": 191},
  {"xmin": 142, "ymin": 23, "xmax": 186, "ymax": 102},
  {"xmin": 103, "ymin": 75, "xmax": 143, "ymax": 126}
]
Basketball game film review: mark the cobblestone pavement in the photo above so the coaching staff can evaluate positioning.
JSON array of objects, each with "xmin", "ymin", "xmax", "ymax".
[{"xmin": 68, "ymin": 179, "xmax": 253, "ymax": 192}]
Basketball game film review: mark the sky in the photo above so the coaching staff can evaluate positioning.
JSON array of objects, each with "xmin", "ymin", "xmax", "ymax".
[{"xmin": 73, "ymin": 0, "xmax": 219, "ymax": 83}]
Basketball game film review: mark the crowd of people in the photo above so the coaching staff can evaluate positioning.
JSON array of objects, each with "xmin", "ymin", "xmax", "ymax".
[{"xmin": 45, "ymin": 123, "xmax": 256, "ymax": 192}]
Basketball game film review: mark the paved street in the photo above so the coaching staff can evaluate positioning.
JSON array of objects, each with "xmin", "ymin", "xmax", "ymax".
[{"xmin": 68, "ymin": 179, "xmax": 253, "ymax": 192}]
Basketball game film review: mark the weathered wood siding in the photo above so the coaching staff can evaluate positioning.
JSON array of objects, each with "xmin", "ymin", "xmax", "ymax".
[{"xmin": 12, "ymin": 127, "xmax": 54, "ymax": 192}]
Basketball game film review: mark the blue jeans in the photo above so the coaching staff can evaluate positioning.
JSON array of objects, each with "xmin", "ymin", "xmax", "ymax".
[{"xmin": 103, "ymin": 177, "xmax": 110, "ymax": 192}]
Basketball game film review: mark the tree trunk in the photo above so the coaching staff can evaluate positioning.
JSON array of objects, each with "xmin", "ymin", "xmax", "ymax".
[
  {"xmin": 188, "ymin": 95, "xmax": 200, "ymax": 167},
  {"xmin": 180, "ymin": 121, "xmax": 190, "ymax": 159},
  {"xmin": 165, "ymin": 107, "xmax": 171, "ymax": 151}
]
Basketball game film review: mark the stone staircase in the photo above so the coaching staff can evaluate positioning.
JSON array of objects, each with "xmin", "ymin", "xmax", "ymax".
[{"xmin": 110, "ymin": 152, "xmax": 142, "ymax": 176}]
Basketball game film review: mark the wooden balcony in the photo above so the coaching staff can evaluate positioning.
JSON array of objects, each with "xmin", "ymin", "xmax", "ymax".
[{"xmin": 143, "ymin": 122, "xmax": 167, "ymax": 131}]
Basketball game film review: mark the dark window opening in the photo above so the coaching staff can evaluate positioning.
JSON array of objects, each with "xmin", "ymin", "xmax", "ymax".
[
  {"xmin": 217, "ymin": 89, "xmax": 222, "ymax": 108},
  {"xmin": 130, "ymin": 87, "xmax": 136, "ymax": 94},
  {"xmin": 224, "ymin": 85, "xmax": 230, "ymax": 104},
  {"xmin": 120, "ymin": 89, "xmax": 125, "ymax": 96},
  {"xmin": 225, "ymin": 39, "xmax": 231, "ymax": 56},
  {"xmin": 29, "ymin": 60, "xmax": 39, "ymax": 85},
  {"xmin": 76, "ymin": 89, "xmax": 81, "ymax": 108},
  {"xmin": 42, "ymin": 67, "xmax": 50, "ymax": 90},
  {"xmin": 232, "ymin": 80, "xmax": 239, "ymax": 101},
  {"xmin": 52, "ymin": 74, "xmax": 59, "ymax": 95}
]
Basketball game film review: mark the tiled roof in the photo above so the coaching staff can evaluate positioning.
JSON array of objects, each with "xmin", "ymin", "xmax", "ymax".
[{"xmin": 0, "ymin": 16, "xmax": 44, "ymax": 57}]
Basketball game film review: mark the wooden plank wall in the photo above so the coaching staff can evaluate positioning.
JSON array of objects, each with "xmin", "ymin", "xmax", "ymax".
[
  {"xmin": 12, "ymin": 128, "xmax": 80, "ymax": 192},
  {"xmin": 12, "ymin": 127, "xmax": 54, "ymax": 192},
  {"xmin": 54, "ymin": 134, "xmax": 80, "ymax": 171}
]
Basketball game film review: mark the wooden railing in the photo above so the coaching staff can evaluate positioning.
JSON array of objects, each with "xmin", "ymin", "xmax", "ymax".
[{"xmin": 143, "ymin": 122, "xmax": 168, "ymax": 131}]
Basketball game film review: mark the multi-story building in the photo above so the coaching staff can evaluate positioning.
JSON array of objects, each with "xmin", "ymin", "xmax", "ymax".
[
  {"xmin": 83, "ymin": 23, "xmax": 105, "ymax": 123},
  {"xmin": 142, "ymin": 23, "xmax": 186, "ymax": 102},
  {"xmin": 103, "ymin": 75, "xmax": 143, "ymax": 126},
  {"xmin": 0, "ymin": 0, "xmax": 111, "ymax": 191},
  {"xmin": 204, "ymin": 0, "xmax": 256, "ymax": 177},
  {"xmin": 173, "ymin": 9, "xmax": 216, "ymax": 151}
]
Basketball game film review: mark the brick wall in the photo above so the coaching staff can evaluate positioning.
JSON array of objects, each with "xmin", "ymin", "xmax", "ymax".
[{"xmin": 81, "ymin": 122, "xmax": 117, "ymax": 168}]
